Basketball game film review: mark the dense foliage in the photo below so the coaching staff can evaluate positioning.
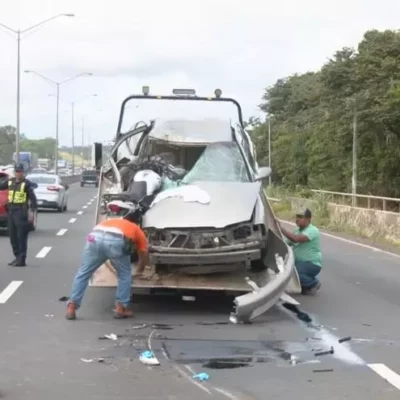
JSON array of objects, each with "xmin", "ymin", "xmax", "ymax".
[{"xmin": 251, "ymin": 29, "xmax": 400, "ymax": 197}]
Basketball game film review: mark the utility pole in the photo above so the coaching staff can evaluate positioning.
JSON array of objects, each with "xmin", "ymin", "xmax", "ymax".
[
  {"xmin": 55, "ymin": 83, "xmax": 60, "ymax": 174},
  {"xmin": 351, "ymin": 107, "xmax": 357, "ymax": 206},
  {"xmin": 268, "ymin": 116, "xmax": 272, "ymax": 186}
]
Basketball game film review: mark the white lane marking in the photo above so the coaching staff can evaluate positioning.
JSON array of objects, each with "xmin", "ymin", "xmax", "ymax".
[
  {"xmin": 56, "ymin": 229, "xmax": 68, "ymax": 236},
  {"xmin": 77, "ymin": 211, "xmax": 83, "ymax": 215},
  {"xmin": 172, "ymin": 365, "xmax": 212, "ymax": 395},
  {"xmin": 83, "ymin": 206, "xmax": 88, "ymax": 209},
  {"xmin": 280, "ymin": 219, "xmax": 400, "ymax": 260},
  {"xmin": 36, "ymin": 246, "xmax": 52, "ymax": 258},
  {"xmin": 69, "ymin": 218, "xmax": 77, "ymax": 223},
  {"xmin": 368, "ymin": 364, "xmax": 400, "ymax": 391},
  {"xmin": 87, "ymin": 202, "xmax": 91, "ymax": 205},
  {"xmin": 0, "ymin": 281, "xmax": 23, "ymax": 304}
]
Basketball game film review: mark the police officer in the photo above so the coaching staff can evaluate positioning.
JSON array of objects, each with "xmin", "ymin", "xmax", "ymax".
[{"xmin": 0, "ymin": 163, "xmax": 38, "ymax": 267}]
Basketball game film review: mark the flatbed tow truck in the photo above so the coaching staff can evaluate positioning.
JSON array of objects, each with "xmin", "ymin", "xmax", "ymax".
[{"xmin": 90, "ymin": 87, "xmax": 300, "ymax": 323}]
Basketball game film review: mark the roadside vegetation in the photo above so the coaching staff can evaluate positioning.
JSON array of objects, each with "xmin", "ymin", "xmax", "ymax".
[{"xmin": 249, "ymin": 29, "xmax": 400, "ymax": 199}]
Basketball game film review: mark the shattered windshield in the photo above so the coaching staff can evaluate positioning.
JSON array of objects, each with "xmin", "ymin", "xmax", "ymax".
[{"xmin": 182, "ymin": 142, "xmax": 250, "ymax": 183}]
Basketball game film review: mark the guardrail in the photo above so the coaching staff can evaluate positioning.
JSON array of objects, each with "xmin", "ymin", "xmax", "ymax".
[
  {"xmin": 266, "ymin": 189, "xmax": 400, "ymax": 213},
  {"xmin": 310, "ymin": 189, "xmax": 400, "ymax": 212}
]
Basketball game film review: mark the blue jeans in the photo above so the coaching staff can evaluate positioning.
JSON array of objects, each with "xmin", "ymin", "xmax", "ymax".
[
  {"xmin": 296, "ymin": 261, "xmax": 321, "ymax": 290},
  {"xmin": 69, "ymin": 231, "xmax": 132, "ymax": 308}
]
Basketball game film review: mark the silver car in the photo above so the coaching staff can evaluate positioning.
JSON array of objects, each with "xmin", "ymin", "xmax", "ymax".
[{"xmin": 27, "ymin": 174, "xmax": 69, "ymax": 212}]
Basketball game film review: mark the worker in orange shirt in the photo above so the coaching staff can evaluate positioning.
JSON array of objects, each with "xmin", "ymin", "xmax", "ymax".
[{"xmin": 66, "ymin": 202, "xmax": 149, "ymax": 320}]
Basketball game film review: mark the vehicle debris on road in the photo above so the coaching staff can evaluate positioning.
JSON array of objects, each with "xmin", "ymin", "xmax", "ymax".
[
  {"xmin": 338, "ymin": 336, "xmax": 352, "ymax": 343},
  {"xmin": 193, "ymin": 372, "xmax": 210, "ymax": 382},
  {"xmin": 99, "ymin": 333, "xmax": 118, "ymax": 341},
  {"xmin": 139, "ymin": 350, "xmax": 160, "ymax": 366},
  {"xmin": 314, "ymin": 347, "xmax": 334, "ymax": 357}
]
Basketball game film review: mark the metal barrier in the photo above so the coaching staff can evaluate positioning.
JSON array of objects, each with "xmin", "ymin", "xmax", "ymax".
[{"xmin": 310, "ymin": 189, "xmax": 400, "ymax": 212}]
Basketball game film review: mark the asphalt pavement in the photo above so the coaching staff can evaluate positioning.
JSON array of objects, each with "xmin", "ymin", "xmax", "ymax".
[{"xmin": 0, "ymin": 184, "xmax": 400, "ymax": 399}]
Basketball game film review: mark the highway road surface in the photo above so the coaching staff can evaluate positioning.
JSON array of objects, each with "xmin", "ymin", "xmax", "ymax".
[{"xmin": 0, "ymin": 183, "xmax": 400, "ymax": 399}]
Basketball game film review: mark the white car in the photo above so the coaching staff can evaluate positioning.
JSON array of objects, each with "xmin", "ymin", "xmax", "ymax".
[{"xmin": 27, "ymin": 173, "xmax": 69, "ymax": 212}]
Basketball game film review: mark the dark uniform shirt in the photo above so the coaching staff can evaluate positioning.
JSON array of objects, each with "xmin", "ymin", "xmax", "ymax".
[{"xmin": 0, "ymin": 178, "xmax": 37, "ymax": 210}]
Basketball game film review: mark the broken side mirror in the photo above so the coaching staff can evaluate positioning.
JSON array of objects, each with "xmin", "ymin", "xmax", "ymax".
[{"xmin": 255, "ymin": 166, "xmax": 271, "ymax": 181}]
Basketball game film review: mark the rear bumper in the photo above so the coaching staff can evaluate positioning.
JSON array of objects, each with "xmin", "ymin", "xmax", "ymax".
[
  {"xmin": 37, "ymin": 199, "xmax": 60, "ymax": 209},
  {"xmin": 81, "ymin": 180, "xmax": 98, "ymax": 185}
]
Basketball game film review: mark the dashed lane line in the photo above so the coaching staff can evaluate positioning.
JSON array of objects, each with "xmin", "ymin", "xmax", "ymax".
[
  {"xmin": 69, "ymin": 218, "xmax": 77, "ymax": 223},
  {"xmin": 83, "ymin": 206, "xmax": 87, "ymax": 209},
  {"xmin": 0, "ymin": 281, "xmax": 23, "ymax": 304},
  {"xmin": 36, "ymin": 246, "xmax": 52, "ymax": 258},
  {"xmin": 56, "ymin": 229, "xmax": 68, "ymax": 236},
  {"xmin": 77, "ymin": 211, "xmax": 83, "ymax": 215},
  {"xmin": 368, "ymin": 364, "xmax": 400, "ymax": 391}
]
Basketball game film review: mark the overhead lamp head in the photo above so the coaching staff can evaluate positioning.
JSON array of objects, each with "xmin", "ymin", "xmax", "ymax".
[
  {"xmin": 214, "ymin": 88, "xmax": 222, "ymax": 98},
  {"xmin": 142, "ymin": 86, "xmax": 150, "ymax": 96}
]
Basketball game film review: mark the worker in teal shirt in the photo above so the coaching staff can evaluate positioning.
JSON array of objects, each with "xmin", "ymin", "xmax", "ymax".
[{"xmin": 279, "ymin": 208, "xmax": 322, "ymax": 295}]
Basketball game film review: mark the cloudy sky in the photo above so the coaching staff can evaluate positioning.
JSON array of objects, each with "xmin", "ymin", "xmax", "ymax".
[{"xmin": 0, "ymin": 0, "xmax": 399, "ymax": 146}]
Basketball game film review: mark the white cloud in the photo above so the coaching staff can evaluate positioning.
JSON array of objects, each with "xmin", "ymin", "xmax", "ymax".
[{"xmin": 0, "ymin": 0, "xmax": 399, "ymax": 145}]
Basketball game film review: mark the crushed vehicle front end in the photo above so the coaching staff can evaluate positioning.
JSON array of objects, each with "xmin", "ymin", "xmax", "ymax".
[{"xmin": 90, "ymin": 88, "xmax": 300, "ymax": 323}]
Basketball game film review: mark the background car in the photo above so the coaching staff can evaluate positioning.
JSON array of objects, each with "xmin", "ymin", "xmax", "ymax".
[
  {"xmin": 81, "ymin": 169, "xmax": 99, "ymax": 187},
  {"xmin": 27, "ymin": 173, "xmax": 69, "ymax": 212},
  {"xmin": 0, "ymin": 170, "xmax": 37, "ymax": 233}
]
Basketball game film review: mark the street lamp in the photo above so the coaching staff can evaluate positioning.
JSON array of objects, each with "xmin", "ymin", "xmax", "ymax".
[
  {"xmin": 0, "ymin": 13, "xmax": 75, "ymax": 163},
  {"xmin": 71, "ymin": 94, "xmax": 97, "ymax": 174},
  {"xmin": 24, "ymin": 70, "xmax": 93, "ymax": 174}
]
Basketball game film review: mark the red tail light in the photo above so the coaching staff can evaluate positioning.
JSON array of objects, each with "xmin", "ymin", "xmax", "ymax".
[
  {"xmin": 108, "ymin": 204, "xmax": 121, "ymax": 213},
  {"xmin": 47, "ymin": 185, "xmax": 60, "ymax": 192}
]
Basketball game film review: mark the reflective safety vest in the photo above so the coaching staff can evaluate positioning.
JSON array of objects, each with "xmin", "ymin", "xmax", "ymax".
[{"xmin": 8, "ymin": 180, "xmax": 27, "ymax": 204}]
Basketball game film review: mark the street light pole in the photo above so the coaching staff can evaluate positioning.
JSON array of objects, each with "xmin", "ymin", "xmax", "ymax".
[
  {"xmin": 16, "ymin": 30, "xmax": 21, "ymax": 162},
  {"xmin": 24, "ymin": 71, "xmax": 93, "ymax": 175},
  {"xmin": 71, "ymin": 102, "xmax": 75, "ymax": 175},
  {"xmin": 0, "ymin": 14, "xmax": 75, "ymax": 164},
  {"xmin": 81, "ymin": 117, "xmax": 85, "ymax": 168}
]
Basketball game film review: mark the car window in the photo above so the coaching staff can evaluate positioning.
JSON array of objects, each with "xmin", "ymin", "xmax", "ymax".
[
  {"xmin": 0, "ymin": 173, "xmax": 10, "ymax": 185},
  {"xmin": 182, "ymin": 142, "xmax": 250, "ymax": 183},
  {"xmin": 27, "ymin": 176, "xmax": 57, "ymax": 185},
  {"xmin": 83, "ymin": 171, "xmax": 97, "ymax": 176}
]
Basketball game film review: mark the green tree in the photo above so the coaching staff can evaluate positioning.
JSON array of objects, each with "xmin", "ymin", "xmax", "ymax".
[{"xmin": 254, "ymin": 29, "xmax": 400, "ymax": 197}]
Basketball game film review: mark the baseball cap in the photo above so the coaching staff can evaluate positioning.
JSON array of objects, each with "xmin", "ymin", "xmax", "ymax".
[
  {"xmin": 15, "ymin": 163, "xmax": 24, "ymax": 172},
  {"xmin": 296, "ymin": 208, "xmax": 312, "ymax": 218}
]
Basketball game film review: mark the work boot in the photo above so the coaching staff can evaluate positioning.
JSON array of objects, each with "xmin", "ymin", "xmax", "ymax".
[
  {"xmin": 114, "ymin": 302, "xmax": 133, "ymax": 319},
  {"xmin": 306, "ymin": 282, "xmax": 321, "ymax": 296},
  {"xmin": 8, "ymin": 259, "xmax": 17, "ymax": 266},
  {"xmin": 14, "ymin": 258, "xmax": 26, "ymax": 267},
  {"xmin": 66, "ymin": 302, "xmax": 77, "ymax": 320}
]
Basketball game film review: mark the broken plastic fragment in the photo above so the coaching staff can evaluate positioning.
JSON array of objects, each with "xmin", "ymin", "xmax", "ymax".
[
  {"xmin": 338, "ymin": 336, "xmax": 351, "ymax": 343},
  {"xmin": 193, "ymin": 372, "xmax": 209, "ymax": 382},
  {"xmin": 104, "ymin": 333, "xmax": 118, "ymax": 341},
  {"xmin": 132, "ymin": 324, "xmax": 148, "ymax": 330},
  {"xmin": 139, "ymin": 350, "xmax": 160, "ymax": 366},
  {"xmin": 314, "ymin": 347, "xmax": 334, "ymax": 357}
]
